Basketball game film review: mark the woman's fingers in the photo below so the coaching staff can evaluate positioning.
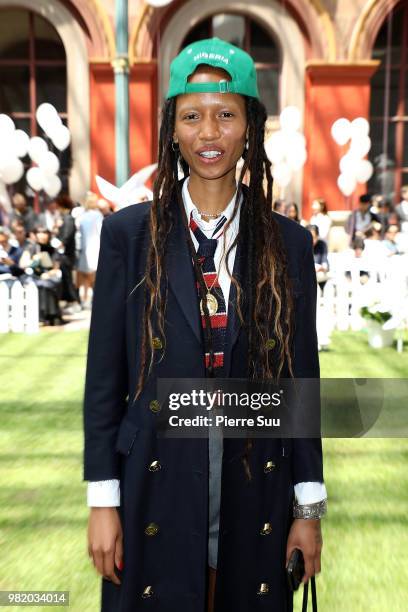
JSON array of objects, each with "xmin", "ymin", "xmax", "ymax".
[
  {"xmin": 302, "ymin": 551, "xmax": 315, "ymax": 583},
  {"xmin": 114, "ymin": 534, "xmax": 124, "ymax": 573},
  {"xmin": 302, "ymin": 548, "xmax": 322, "ymax": 583},
  {"xmin": 102, "ymin": 546, "xmax": 121, "ymax": 585},
  {"xmin": 87, "ymin": 508, "xmax": 123, "ymax": 585}
]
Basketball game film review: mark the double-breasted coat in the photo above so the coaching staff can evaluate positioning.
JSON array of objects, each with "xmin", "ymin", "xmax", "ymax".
[{"xmin": 83, "ymin": 184, "xmax": 324, "ymax": 612}]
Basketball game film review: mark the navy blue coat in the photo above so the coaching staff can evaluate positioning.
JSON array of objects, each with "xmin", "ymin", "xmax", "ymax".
[{"xmin": 83, "ymin": 186, "xmax": 324, "ymax": 612}]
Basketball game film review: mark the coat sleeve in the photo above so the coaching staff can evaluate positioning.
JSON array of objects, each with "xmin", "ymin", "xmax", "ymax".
[
  {"xmin": 83, "ymin": 216, "xmax": 128, "ymax": 481},
  {"xmin": 291, "ymin": 230, "xmax": 324, "ymax": 486}
]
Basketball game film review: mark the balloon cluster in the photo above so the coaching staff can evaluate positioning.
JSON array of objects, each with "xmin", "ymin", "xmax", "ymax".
[
  {"xmin": 264, "ymin": 106, "xmax": 307, "ymax": 188},
  {"xmin": 0, "ymin": 104, "xmax": 71, "ymax": 198},
  {"xmin": 0, "ymin": 114, "xmax": 27, "ymax": 185},
  {"xmin": 331, "ymin": 117, "xmax": 374, "ymax": 197}
]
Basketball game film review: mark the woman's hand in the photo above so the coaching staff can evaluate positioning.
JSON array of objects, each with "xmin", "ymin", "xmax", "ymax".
[
  {"xmin": 87, "ymin": 507, "xmax": 123, "ymax": 585},
  {"xmin": 286, "ymin": 518, "xmax": 322, "ymax": 584}
]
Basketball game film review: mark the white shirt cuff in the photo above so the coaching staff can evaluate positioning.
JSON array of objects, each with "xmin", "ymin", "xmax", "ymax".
[
  {"xmin": 87, "ymin": 479, "xmax": 120, "ymax": 507},
  {"xmin": 294, "ymin": 481, "xmax": 327, "ymax": 505}
]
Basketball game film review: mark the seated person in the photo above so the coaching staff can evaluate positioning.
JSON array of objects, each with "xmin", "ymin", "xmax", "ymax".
[
  {"xmin": 307, "ymin": 224, "xmax": 329, "ymax": 290},
  {"xmin": 0, "ymin": 226, "xmax": 24, "ymax": 277}
]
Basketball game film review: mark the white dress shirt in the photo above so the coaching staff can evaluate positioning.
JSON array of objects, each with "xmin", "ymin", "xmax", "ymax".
[{"xmin": 87, "ymin": 177, "xmax": 327, "ymax": 507}]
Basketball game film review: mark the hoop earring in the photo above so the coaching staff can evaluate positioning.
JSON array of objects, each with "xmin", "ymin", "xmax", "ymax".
[
  {"xmin": 245, "ymin": 140, "xmax": 249, "ymax": 150},
  {"xmin": 172, "ymin": 141, "xmax": 179, "ymax": 152}
]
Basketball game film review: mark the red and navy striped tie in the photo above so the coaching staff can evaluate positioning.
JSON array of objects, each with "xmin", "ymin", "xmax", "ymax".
[{"xmin": 189, "ymin": 211, "xmax": 228, "ymax": 371}]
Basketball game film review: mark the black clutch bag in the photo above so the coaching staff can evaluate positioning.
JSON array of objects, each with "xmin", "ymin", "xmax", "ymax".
[{"xmin": 286, "ymin": 548, "xmax": 318, "ymax": 611}]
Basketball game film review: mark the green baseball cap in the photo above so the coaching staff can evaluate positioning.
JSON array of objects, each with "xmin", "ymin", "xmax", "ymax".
[{"xmin": 166, "ymin": 37, "xmax": 259, "ymax": 99}]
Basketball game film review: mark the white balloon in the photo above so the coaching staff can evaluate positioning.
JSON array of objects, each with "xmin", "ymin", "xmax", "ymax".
[
  {"xmin": 331, "ymin": 118, "xmax": 351, "ymax": 146},
  {"xmin": 26, "ymin": 167, "xmax": 44, "ymax": 191},
  {"xmin": 43, "ymin": 174, "xmax": 62, "ymax": 198},
  {"xmin": 0, "ymin": 114, "xmax": 15, "ymax": 137},
  {"xmin": 36, "ymin": 103, "xmax": 59, "ymax": 132},
  {"xmin": 37, "ymin": 151, "xmax": 60, "ymax": 176},
  {"xmin": 337, "ymin": 173, "xmax": 356, "ymax": 196},
  {"xmin": 0, "ymin": 152, "xmax": 8, "ymax": 172},
  {"xmin": 273, "ymin": 162, "xmax": 292, "ymax": 187},
  {"xmin": 339, "ymin": 153, "xmax": 358, "ymax": 178},
  {"xmin": 286, "ymin": 146, "xmax": 307, "ymax": 171},
  {"xmin": 0, "ymin": 158, "xmax": 24, "ymax": 184},
  {"xmin": 12, "ymin": 129, "xmax": 30, "ymax": 158},
  {"xmin": 51, "ymin": 125, "xmax": 71, "ymax": 151},
  {"xmin": 28, "ymin": 137, "xmax": 48, "ymax": 163},
  {"xmin": 43, "ymin": 115, "xmax": 63, "ymax": 137},
  {"xmin": 349, "ymin": 135, "xmax": 371, "ymax": 157},
  {"xmin": 355, "ymin": 159, "xmax": 374, "ymax": 183},
  {"xmin": 280, "ymin": 106, "xmax": 301, "ymax": 132},
  {"xmin": 264, "ymin": 131, "xmax": 286, "ymax": 165},
  {"xmin": 351, "ymin": 117, "xmax": 369, "ymax": 139},
  {"xmin": 146, "ymin": 0, "xmax": 173, "ymax": 6}
]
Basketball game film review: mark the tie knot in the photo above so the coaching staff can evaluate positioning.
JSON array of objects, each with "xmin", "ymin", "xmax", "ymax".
[
  {"xmin": 189, "ymin": 211, "xmax": 226, "ymax": 261},
  {"xmin": 197, "ymin": 238, "xmax": 218, "ymax": 259}
]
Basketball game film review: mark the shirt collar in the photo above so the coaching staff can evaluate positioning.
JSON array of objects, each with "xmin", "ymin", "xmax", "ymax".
[{"xmin": 181, "ymin": 175, "xmax": 241, "ymax": 233}]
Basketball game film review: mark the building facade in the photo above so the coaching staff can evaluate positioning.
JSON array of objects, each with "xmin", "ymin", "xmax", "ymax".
[{"xmin": 0, "ymin": 0, "xmax": 406, "ymax": 217}]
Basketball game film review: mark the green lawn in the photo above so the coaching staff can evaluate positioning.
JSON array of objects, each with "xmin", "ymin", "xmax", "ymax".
[{"xmin": 0, "ymin": 330, "xmax": 407, "ymax": 611}]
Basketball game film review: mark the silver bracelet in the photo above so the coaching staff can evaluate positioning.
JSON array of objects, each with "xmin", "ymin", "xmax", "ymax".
[{"xmin": 293, "ymin": 498, "xmax": 327, "ymax": 519}]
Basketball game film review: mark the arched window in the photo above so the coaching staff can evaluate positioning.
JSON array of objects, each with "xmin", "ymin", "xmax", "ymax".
[
  {"xmin": 0, "ymin": 8, "xmax": 69, "ymax": 195},
  {"xmin": 181, "ymin": 14, "xmax": 281, "ymax": 116},
  {"xmin": 369, "ymin": 2, "xmax": 408, "ymax": 198}
]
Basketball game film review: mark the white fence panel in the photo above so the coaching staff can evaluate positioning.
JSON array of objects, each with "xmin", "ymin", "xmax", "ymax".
[{"xmin": 0, "ymin": 279, "xmax": 39, "ymax": 334}]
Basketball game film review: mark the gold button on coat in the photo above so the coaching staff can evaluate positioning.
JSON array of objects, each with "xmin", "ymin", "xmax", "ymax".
[
  {"xmin": 257, "ymin": 583, "xmax": 269, "ymax": 595},
  {"xmin": 260, "ymin": 522, "xmax": 272, "ymax": 535},
  {"xmin": 144, "ymin": 522, "xmax": 159, "ymax": 536},
  {"xmin": 265, "ymin": 338, "xmax": 276, "ymax": 350},
  {"xmin": 141, "ymin": 586, "xmax": 153, "ymax": 598},
  {"xmin": 264, "ymin": 460, "xmax": 276, "ymax": 473},
  {"xmin": 152, "ymin": 337, "xmax": 162, "ymax": 349},
  {"xmin": 148, "ymin": 460, "xmax": 161, "ymax": 472},
  {"xmin": 149, "ymin": 399, "xmax": 161, "ymax": 413}
]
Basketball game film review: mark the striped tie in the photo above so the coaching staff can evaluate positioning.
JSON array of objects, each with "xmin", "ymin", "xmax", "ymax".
[{"xmin": 189, "ymin": 211, "xmax": 228, "ymax": 371}]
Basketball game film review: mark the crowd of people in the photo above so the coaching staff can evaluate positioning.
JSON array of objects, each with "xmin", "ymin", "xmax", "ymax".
[
  {"xmin": 0, "ymin": 192, "xmax": 114, "ymax": 325},
  {"xmin": 274, "ymin": 185, "xmax": 408, "ymax": 289},
  {"xmin": 1, "ymin": 184, "xmax": 407, "ymax": 327}
]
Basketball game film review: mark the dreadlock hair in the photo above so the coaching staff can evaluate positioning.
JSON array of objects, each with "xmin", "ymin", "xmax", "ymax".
[{"xmin": 132, "ymin": 94, "xmax": 295, "ymax": 481}]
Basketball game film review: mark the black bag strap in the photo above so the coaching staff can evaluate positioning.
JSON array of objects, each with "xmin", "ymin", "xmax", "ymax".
[{"xmin": 302, "ymin": 576, "xmax": 317, "ymax": 612}]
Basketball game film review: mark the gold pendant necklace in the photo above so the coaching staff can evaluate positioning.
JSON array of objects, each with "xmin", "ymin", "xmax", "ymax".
[
  {"xmin": 199, "ymin": 271, "xmax": 219, "ymax": 316},
  {"xmin": 200, "ymin": 293, "xmax": 218, "ymax": 316}
]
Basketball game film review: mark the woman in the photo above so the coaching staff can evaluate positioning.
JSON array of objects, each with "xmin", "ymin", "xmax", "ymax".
[
  {"xmin": 84, "ymin": 38, "xmax": 327, "ymax": 612},
  {"xmin": 307, "ymin": 224, "xmax": 330, "ymax": 292},
  {"xmin": 55, "ymin": 195, "xmax": 81, "ymax": 311},
  {"xmin": 76, "ymin": 191, "xmax": 103, "ymax": 308},
  {"xmin": 284, "ymin": 201, "xmax": 306, "ymax": 226},
  {"xmin": 309, "ymin": 198, "xmax": 332, "ymax": 243},
  {"xmin": 28, "ymin": 226, "xmax": 63, "ymax": 325}
]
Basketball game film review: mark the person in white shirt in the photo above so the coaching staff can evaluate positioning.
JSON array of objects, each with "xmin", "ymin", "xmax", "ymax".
[{"xmin": 309, "ymin": 198, "xmax": 332, "ymax": 243}]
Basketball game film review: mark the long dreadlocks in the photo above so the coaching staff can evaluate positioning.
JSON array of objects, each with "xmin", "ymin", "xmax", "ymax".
[{"xmin": 132, "ymin": 95, "xmax": 295, "ymax": 480}]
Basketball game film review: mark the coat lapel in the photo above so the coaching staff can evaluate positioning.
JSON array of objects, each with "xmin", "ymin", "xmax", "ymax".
[
  {"xmin": 222, "ymin": 231, "xmax": 247, "ymax": 376},
  {"xmin": 166, "ymin": 201, "xmax": 203, "ymax": 345}
]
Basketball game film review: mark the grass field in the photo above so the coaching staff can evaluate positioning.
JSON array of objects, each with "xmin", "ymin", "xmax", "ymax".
[{"xmin": 0, "ymin": 329, "xmax": 407, "ymax": 611}]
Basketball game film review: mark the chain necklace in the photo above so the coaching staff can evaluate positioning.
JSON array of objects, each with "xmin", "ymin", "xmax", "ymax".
[{"xmin": 196, "ymin": 208, "xmax": 223, "ymax": 218}]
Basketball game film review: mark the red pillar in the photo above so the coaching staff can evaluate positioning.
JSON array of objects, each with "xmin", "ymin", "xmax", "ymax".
[
  {"xmin": 303, "ymin": 62, "xmax": 380, "ymax": 219},
  {"xmin": 129, "ymin": 62, "xmax": 158, "ymax": 185},
  {"xmin": 89, "ymin": 63, "xmax": 116, "ymax": 191}
]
